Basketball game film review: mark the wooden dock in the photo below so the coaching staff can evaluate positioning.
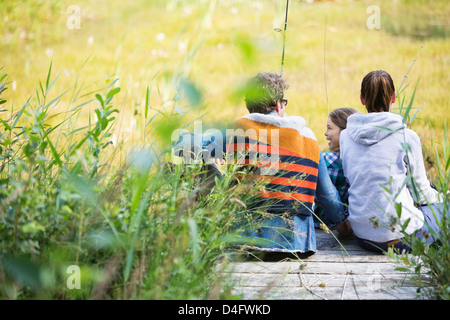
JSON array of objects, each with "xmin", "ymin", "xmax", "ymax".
[{"xmin": 222, "ymin": 230, "xmax": 428, "ymax": 300}]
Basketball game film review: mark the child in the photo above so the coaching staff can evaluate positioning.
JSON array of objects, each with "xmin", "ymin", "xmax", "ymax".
[
  {"xmin": 340, "ymin": 70, "xmax": 447, "ymax": 253},
  {"xmin": 316, "ymin": 107, "xmax": 360, "ymax": 236}
]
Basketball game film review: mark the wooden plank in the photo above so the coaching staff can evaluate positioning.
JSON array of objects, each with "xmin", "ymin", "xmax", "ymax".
[
  {"xmin": 220, "ymin": 228, "xmax": 430, "ymax": 300},
  {"xmin": 298, "ymin": 251, "xmax": 392, "ymax": 262},
  {"xmin": 237, "ymin": 249, "xmax": 392, "ymax": 263},
  {"xmin": 229, "ymin": 285, "xmax": 420, "ymax": 300},
  {"xmin": 315, "ymin": 231, "xmax": 364, "ymax": 251},
  {"xmin": 225, "ymin": 273, "xmax": 420, "ymax": 288},
  {"xmin": 225, "ymin": 261, "xmax": 406, "ymax": 275}
]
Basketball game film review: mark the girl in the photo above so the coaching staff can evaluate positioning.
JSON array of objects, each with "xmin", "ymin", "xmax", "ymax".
[
  {"xmin": 316, "ymin": 107, "xmax": 359, "ymax": 236},
  {"xmin": 340, "ymin": 70, "xmax": 447, "ymax": 253}
]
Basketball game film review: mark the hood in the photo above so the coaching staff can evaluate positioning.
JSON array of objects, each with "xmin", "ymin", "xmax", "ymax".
[
  {"xmin": 239, "ymin": 113, "xmax": 317, "ymax": 141},
  {"xmin": 240, "ymin": 113, "xmax": 306, "ymax": 131},
  {"xmin": 345, "ymin": 112, "xmax": 405, "ymax": 145}
]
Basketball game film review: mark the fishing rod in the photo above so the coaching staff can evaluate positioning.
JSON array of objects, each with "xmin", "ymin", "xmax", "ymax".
[{"xmin": 274, "ymin": 0, "xmax": 290, "ymax": 75}]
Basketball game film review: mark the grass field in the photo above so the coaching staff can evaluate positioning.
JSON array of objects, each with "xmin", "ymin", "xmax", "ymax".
[
  {"xmin": 0, "ymin": 0, "xmax": 449, "ymax": 300},
  {"xmin": 2, "ymin": 0, "xmax": 449, "ymax": 151}
]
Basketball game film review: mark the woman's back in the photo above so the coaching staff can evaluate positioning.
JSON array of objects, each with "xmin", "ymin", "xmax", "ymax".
[{"xmin": 340, "ymin": 112, "xmax": 437, "ymax": 242}]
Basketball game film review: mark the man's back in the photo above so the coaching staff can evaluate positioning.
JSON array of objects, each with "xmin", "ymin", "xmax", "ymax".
[{"xmin": 227, "ymin": 113, "xmax": 320, "ymax": 216}]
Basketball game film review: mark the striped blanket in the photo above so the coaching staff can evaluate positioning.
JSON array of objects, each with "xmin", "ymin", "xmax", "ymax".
[{"xmin": 226, "ymin": 113, "xmax": 320, "ymax": 216}]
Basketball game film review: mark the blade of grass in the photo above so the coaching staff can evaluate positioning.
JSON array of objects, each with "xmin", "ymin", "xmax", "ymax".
[
  {"xmin": 45, "ymin": 61, "xmax": 52, "ymax": 91},
  {"xmin": 402, "ymin": 78, "xmax": 420, "ymax": 125}
]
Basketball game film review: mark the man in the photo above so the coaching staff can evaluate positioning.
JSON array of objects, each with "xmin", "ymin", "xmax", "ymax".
[
  {"xmin": 173, "ymin": 72, "xmax": 344, "ymax": 254},
  {"xmin": 220, "ymin": 72, "xmax": 344, "ymax": 253}
]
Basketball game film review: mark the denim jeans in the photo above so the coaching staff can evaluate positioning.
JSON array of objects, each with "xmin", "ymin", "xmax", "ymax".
[
  {"xmin": 315, "ymin": 152, "xmax": 346, "ymax": 227},
  {"xmin": 356, "ymin": 203, "xmax": 448, "ymax": 254}
]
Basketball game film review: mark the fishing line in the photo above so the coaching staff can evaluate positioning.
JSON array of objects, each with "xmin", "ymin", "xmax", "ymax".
[{"xmin": 397, "ymin": 46, "xmax": 423, "ymax": 98}]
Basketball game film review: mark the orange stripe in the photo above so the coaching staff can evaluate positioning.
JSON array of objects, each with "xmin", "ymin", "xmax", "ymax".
[
  {"xmin": 234, "ymin": 175, "xmax": 316, "ymax": 190},
  {"xmin": 234, "ymin": 158, "xmax": 318, "ymax": 176},
  {"xmin": 232, "ymin": 118, "xmax": 320, "ymax": 162},
  {"xmin": 276, "ymin": 163, "xmax": 318, "ymax": 176},
  {"xmin": 260, "ymin": 190, "xmax": 315, "ymax": 203},
  {"xmin": 226, "ymin": 142, "xmax": 297, "ymax": 158},
  {"xmin": 227, "ymin": 143, "xmax": 318, "ymax": 171},
  {"xmin": 263, "ymin": 176, "xmax": 317, "ymax": 189}
]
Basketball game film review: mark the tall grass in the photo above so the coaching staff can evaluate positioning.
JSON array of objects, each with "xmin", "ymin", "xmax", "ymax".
[
  {"xmin": 0, "ymin": 1, "xmax": 262, "ymax": 299},
  {"xmin": 0, "ymin": 63, "xmax": 258, "ymax": 299}
]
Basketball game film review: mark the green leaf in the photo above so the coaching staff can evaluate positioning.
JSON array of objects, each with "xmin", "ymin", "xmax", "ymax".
[
  {"xmin": 101, "ymin": 116, "xmax": 108, "ymax": 130},
  {"xmin": 402, "ymin": 217, "xmax": 411, "ymax": 231},
  {"xmin": 0, "ymin": 118, "xmax": 11, "ymax": 131},
  {"xmin": 0, "ymin": 71, "xmax": 8, "ymax": 82},
  {"xmin": 395, "ymin": 202, "xmax": 402, "ymax": 217},
  {"xmin": 409, "ymin": 107, "xmax": 421, "ymax": 125},
  {"xmin": 234, "ymin": 34, "xmax": 257, "ymax": 64},
  {"xmin": 45, "ymin": 61, "xmax": 52, "ymax": 91},
  {"xmin": 43, "ymin": 130, "xmax": 62, "ymax": 167},
  {"xmin": 145, "ymin": 85, "xmax": 150, "ymax": 119},
  {"xmin": 95, "ymin": 93, "xmax": 105, "ymax": 109},
  {"xmin": 11, "ymin": 102, "xmax": 27, "ymax": 130},
  {"xmin": 22, "ymin": 221, "xmax": 45, "ymax": 234},
  {"xmin": 44, "ymin": 88, "xmax": 70, "ymax": 112},
  {"xmin": 46, "ymin": 72, "xmax": 61, "ymax": 94},
  {"xmin": 106, "ymin": 87, "xmax": 120, "ymax": 103},
  {"xmin": 35, "ymin": 85, "xmax": 41, "ymax": 106},
  {"xmin": 402, "ymin": 78, "xmax": 420, "ymax": 124},
  {"xmin": 395, "ymin": 267, "xmax": 411, "ymax": 273},
  {"xmin": 0, "ymin": 256, "xmax": 43, "ymax": 290},
  {"xmin": 373, "ymin": 125, "xmax": 404, "ymax": 133},
  {"xmin": 400, "ymin": 142, "xmax": 412, "ymax": 154}
]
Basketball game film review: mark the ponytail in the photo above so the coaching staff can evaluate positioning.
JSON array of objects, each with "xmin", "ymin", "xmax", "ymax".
[{"xmin": 361, "ymin": 70, "xmax": 395, "ymax": 113}]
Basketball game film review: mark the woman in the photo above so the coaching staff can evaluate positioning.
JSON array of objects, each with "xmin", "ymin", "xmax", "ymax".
[{"xmin": 340, "ymin": 70, "xmax": 446, "ymax": 253}]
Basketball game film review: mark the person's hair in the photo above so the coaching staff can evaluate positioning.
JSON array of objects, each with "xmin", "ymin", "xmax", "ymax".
[
  {"xmin": 244, "ymin": 72, "xmax": 289, "ymax": 114},
  {"xmin": 360, "ymin": 70, "xmax": 395, "ymax": 113},
  {"xmin": 328, "ymin": 107, "xmax": 360, "ymax": 130}
]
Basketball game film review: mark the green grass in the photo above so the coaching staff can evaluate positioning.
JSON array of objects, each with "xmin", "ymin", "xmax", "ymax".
[
  {"xmin": 0, "ymin": 64, "xmax": 257, "ymax": 299},
  {"xmin": 2, "ymin": 1, "xmax": 449, "ymax": 153},
  {"xmin": 0, "ymin": 0, "xmax": 449, "ymax": 299}
]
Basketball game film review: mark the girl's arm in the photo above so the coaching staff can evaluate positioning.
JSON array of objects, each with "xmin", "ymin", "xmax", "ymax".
[{"xmin": 405, "ymin": 130, "xmax": 441, "ymax": 204}]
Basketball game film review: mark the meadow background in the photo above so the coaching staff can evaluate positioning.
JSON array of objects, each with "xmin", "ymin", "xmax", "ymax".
[
  {"xmin": 0, "ymin": 0, "xmax": 449, "ymax": 299},
  {"xmin": 2, "ymin": 0, "xmax": 449, "ymax": 152}
]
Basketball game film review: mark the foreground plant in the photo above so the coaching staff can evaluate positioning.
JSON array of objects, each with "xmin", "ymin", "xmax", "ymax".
[
  {"xmin": 383, "ymin": 83, "xmax": 450, "ymax": 300},
  {"xmin": 0, "ymin": 65, "xmax": 252, "ymax": 299}
]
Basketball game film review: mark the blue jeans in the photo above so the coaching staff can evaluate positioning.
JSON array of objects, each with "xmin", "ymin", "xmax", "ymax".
[
  {"xmin": 357, "ymin": 203, "xmax": 448, "ymax": 253},
  {"xmin": 315, "ymin": 152, "xmax": 346, "ymax": 227}
]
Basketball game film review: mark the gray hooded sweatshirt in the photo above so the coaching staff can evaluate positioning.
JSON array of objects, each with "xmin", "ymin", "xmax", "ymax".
[{"xmin": 340, "ymin": 112, "xmax": 440, "ymax": 242}]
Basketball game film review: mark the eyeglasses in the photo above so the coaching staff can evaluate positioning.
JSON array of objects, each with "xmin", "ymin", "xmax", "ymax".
[{"xmin": 281, "ymin": 99, "xmax": 288, "ymax": 106}]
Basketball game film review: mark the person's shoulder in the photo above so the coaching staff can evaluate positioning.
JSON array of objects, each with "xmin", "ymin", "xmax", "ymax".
[
  {"xmin": 299, "ymin": 126, "xmax": 317, "ymax": 141},
  {"xmin": 404, "ymin": 128, "xmax": 421, "ymax": 142},
  {"xmin": 324, "ymin": 151, "xmax": 341, "ymax": 167},
  {"xmin": 274, "ymin": 115, "xmax": 317, "ymax": 141}
]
